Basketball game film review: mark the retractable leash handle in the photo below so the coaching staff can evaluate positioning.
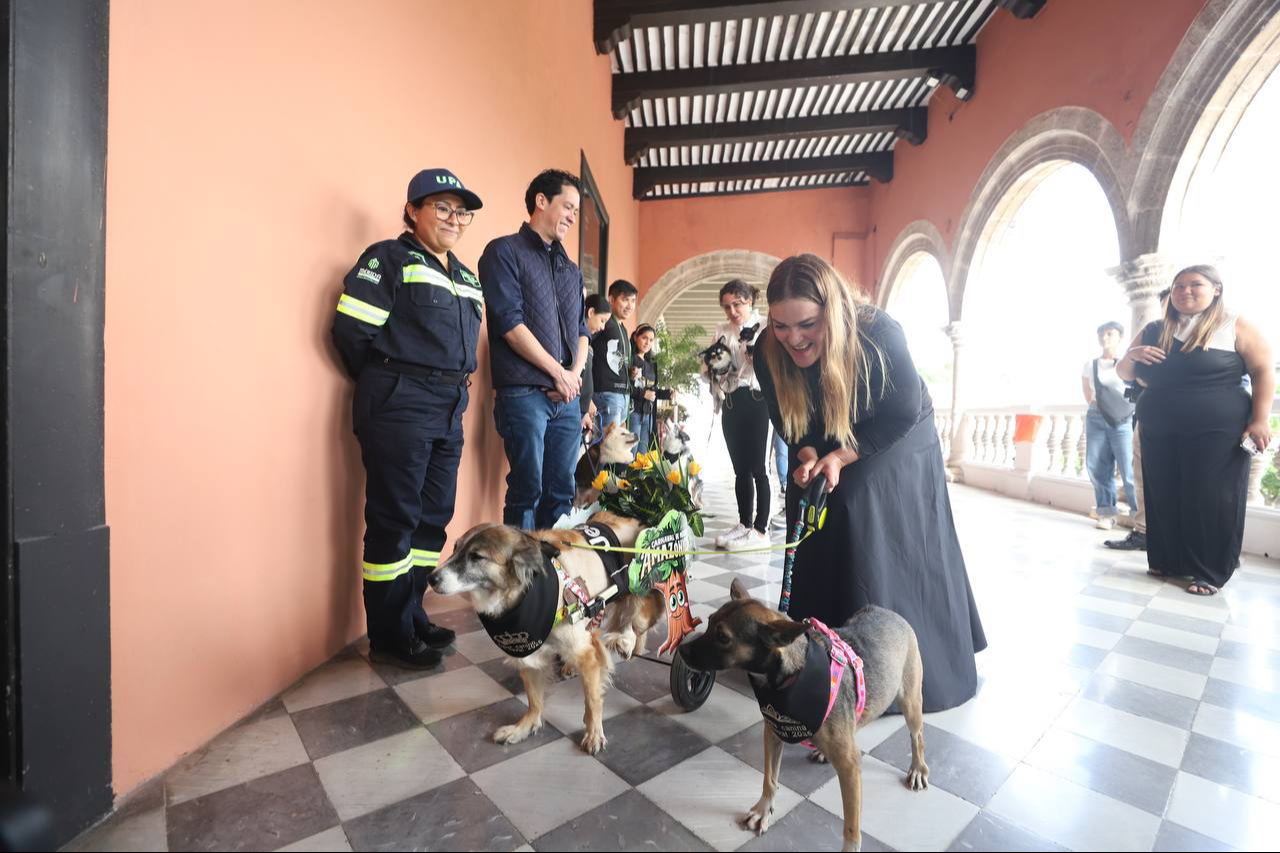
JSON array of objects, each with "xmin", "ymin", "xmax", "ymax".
[{"xmin": 804, "ymin": 474, "xmax": 829, "ymax": 534}]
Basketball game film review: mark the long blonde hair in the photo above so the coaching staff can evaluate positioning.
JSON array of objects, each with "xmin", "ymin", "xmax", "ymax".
[
  {"xmin": 760, "ymin": 254, "xmax": 886, "ymax": 448},
  {"xmin": 1158, "ymin": 264, "xmax": 1229, "ymax": 352}
]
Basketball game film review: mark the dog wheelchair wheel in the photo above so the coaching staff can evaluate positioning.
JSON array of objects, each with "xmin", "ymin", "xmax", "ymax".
[{"xmin": 669, "ymin": 653, "xmax": 716, "ymax": 711}]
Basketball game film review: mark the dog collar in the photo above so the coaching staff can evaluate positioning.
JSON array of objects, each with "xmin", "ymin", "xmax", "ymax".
[{"xmin": 750, "ymin": 618, "xmax": 864, "ymax": 746}]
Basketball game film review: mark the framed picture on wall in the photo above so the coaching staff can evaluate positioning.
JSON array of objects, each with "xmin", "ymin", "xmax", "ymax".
[{"xmin": 579, "ymin": 152, "xmax": 609, "ymax": 295}]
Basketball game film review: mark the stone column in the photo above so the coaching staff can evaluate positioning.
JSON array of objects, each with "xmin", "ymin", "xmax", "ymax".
[
  {"xmin": 944, "ymin": 321, "xmax": 969, "ymax": 482},
  {"xmin": 1108, "ymin": 253, "xmax": 1173, "ymax": 339}
]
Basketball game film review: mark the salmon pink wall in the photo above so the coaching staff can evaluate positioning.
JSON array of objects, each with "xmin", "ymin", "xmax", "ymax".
[
  {"xmin": 868, "ymin": 0, "xmax": 1207, "ymax": 285},
  {"xmin": 105, "ymin": 0, "xmax": 637, "ymax": 793},
  {"xmin": 638, "ymin": 186, "xmax": 874, "ymax": 292}
]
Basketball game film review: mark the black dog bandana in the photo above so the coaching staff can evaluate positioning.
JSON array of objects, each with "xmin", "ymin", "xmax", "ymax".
[
  {"xmin": 478, "ymin": 554, "xmax": 562, "ymax": 658},
  {"xmin": 751, "ymin": 635, "xmax": 833, "ymax": 744}
]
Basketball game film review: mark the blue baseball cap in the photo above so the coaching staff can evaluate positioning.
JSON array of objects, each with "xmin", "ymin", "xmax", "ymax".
[{"xmin": 407, "ymin": 168, "xmax": 483, "ymax": 210}]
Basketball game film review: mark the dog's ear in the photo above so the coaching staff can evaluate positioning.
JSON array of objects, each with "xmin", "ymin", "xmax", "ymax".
[
  {"xmin": 729, "ymin": 578, "xmax": 753, "ymax": 601},
  {"xmin": 511, "ymin": 534, "xmax": 552, "ymax": 584},
  {"xmin": 758, "ymin": 618, "xmax": 808, "ymax": 649}
]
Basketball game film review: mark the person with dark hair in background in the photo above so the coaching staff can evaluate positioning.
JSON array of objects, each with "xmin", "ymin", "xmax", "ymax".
[
  {"xmin": 1083, "ymin": 320, "xmax": 1137, "ymax": 531},
  {"xmin": 581, "ymin": 293, "xmax": 612, "ymax": 432},
  {"xmin": 1106, "ymin": 287, "xmax": 1172, "ymax": 552},
  {"xmin": 331, "ymin": 168, "xmax": 482, "ymax": 669},
  {"xmin": 708, "ymin": 279, "xmax": 771, "ymax": 551},
  {"xmin": 1118, "ymin": 265, "xmax": 1274, "ymax": 595},
  {"xmin": 593, "ymin": 279, "xmax": 638, "ymax": 430},
  {"xmin": 479, "ymin": 169, "xmax": 589, "ymax": 530},
  {"xmin": 629, "ymin": 323, "xmax": 674, "ymax": 452}
]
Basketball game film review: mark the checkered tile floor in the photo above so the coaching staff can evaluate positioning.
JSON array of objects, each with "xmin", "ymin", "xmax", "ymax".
[{"xmin": 68, "ymin": 479, "xmax": 1280, "ymax": 852}]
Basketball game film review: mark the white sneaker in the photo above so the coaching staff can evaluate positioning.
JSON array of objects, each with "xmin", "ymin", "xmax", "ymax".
[
  {"xmin": 715, "ymin": 523, "xmax": 749, "ymax": 549},
  {"xmin": 1095, "ymin": 516, "xmax": 1116, "ymax": 530},
  {"xmin": 727, "ymin": 529, "xmax": 770, "ymax": 551}
]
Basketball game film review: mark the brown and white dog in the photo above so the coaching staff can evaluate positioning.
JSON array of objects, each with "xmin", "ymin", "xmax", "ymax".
[
  {"xmin": 429, "ymin": 511, "xmax": 663, "ymax": 754},
  {"xmin": 573, "ymin": 421, "xmax": 640, "ymax": 508}
]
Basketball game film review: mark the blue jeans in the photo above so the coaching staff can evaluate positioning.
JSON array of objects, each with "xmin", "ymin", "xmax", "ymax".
[
  {"xmin": 630, "ymin": 409, "xmax": 652, "ymax": 454},
  {"xmin": 1085, "ymin": 407, "xmax": 1136, "ymax": 516},
  {"xmin": 494, "ymin": 386, "xmax": 581, "ymax": 530},
  {"xmin": 772, "ymin": 430, "xmax": 788, "ymax": 487},
  {"xmin": 594, "ymin": 391, "xmax": 629, "ymax": 430}
]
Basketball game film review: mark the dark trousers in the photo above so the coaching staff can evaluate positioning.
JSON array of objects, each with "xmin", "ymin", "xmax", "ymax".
[
  {"xmin": 722, "ymin": 387, "xmax": 771, "ymax": 531},
  {"xmin": 355, "ymin": 365, "xmax": 466, "ymax": 650}
]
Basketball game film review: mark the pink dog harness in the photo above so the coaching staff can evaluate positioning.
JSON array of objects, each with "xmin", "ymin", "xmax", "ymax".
[{"xmin": 750, "ymin": 617, "xmax": 865, "ymax": 747}]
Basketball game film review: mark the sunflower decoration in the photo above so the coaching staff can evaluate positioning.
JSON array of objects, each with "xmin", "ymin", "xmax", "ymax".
[{"xmin": 600, "ymin": 448, "xmax": 704, "ymax": 536}]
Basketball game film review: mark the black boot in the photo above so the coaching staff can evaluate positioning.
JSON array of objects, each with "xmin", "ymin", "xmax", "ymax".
[
  {"xmin": 1104, "ymin": 531, "xmax": 1147, "ymax": 551},
  {"xmin": 369, "ymin": 636, "xmax": 443, "ymax": 670}
]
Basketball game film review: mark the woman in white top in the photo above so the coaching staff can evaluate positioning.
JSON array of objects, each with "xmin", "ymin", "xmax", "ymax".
[
  {"xmin": 707, "ymin": 280, "xmax": 770, "ymax": 550},
  {"xmin": 1082, "ymin": 321, "xmax": 1137, "ymax": 530},
  {"xmin": 1117, "ymin": 265, "xmax": 1274, "ymax": 595}
]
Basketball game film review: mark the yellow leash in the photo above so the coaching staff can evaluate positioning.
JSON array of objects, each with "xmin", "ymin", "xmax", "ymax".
[{"xmin": 564, "ymin": 526, "xmax": 816, "ymax": 558}]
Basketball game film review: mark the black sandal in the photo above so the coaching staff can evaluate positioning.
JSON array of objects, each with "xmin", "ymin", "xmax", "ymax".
[{"xmin": 1186, "ymin": 580, "xmax": 1219, "ymax": 596}]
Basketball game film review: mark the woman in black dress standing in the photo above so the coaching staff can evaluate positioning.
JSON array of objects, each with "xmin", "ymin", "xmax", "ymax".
[
  {"xmin": 1117, "ymin": 265, "xmax": 1274, "ymax": 595},
  {"xmin": 755, "ymin": 254, "xmax": 986, "ymax": 712}
]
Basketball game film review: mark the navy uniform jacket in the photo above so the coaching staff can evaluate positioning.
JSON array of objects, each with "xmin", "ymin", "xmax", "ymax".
[{"xmin": 332, "ymin": 232, "xmax": 482, "ymax": 379}]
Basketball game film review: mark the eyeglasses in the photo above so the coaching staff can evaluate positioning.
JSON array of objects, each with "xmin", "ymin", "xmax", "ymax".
[{"xmin": 429, "ymin": 202, "xmax": 474, "ymax": 225}]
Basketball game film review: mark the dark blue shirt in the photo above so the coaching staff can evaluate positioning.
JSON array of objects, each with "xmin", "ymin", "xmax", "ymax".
[{"xmin": 479, "ymin": 223, "xmax": 588, "ymax": 388}]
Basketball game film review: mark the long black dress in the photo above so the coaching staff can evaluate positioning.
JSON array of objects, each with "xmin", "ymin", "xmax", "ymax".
[
  {"xmin": 755, "ymin": 307, "xmax": 987, "ymax": 712},
  {"xmin": 1134, "ymin": 315, "xmax": 1251, "ymax": 587}
]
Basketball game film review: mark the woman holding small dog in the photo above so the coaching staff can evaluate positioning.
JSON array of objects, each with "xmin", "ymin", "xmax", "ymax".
[
  {"xmin": 708, "ymin": 280, "xmax": 772, "ymax": 551},
  {"xmin": 629, "ymin": 323, "xmax": 674, "ymax": 453},
  {"xmin": 755, "ymin": 254, "xmax": 986, "ymax": 712}
]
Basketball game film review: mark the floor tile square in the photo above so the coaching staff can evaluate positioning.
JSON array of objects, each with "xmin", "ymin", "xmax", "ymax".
[
  {"xmin": 587, "ymin": 705, "xmax": 713, "ymax": 785},
  {"xmin": 395, "ymin": 666, "xmax": 512, "ymax": 724},
  {"xmin": 427, "ymin": 697, "xmax": 566, "ymax": 773},
  {"xmin": 717, "ymin": 721, "xmax": 836, "ymax": 796},
  {"xmin": 313, "ymin": 727, "xmax": 464, "ymax": 821},
  {"xmin": 291, "ymin": 687, "xmax": 419, "ymax": 761},
  {"xmin": 1023, "ymin": 726, "xmax": 1179, "ymax": 815},
  {"xmin": 810, "ymin": 755, "xmax": 977, "ymax": 851},
  {"xmin": 870, "ymin": 723, "xmax": 1016, "ymax": 807},
  {"xmin": 342, "ymin": 776, "xmax": 525, "ymax": 852},
  {"xmin": 1166, "ymin": 770, "xmax": 1280, "ymax": 849},
  {"xmin": 166, "ymin": 763, "xmax": 338, "ymax": 852},
  {"xmin": 470, "ymin": 738, "xmax": 630, "ymax": 840},
  {"xmin": 637, "ymin": 746, "xmax": 803, "ymax": 852},
  {"xmin": 1080, "ymin": 672, "xmax": 1200, "ymax": 729},
  {"xmin": 281, "ymin": 656, "xmax": 386, "ymax": 714},
  {"xmin": 166, "ymin": 714, "xmax": 310, "ymax": 805},
  {"xmin": 946, "ymin": 810, "xmax": 1069, "ymax": 852},
  {"xmin": 986, "ymin": 763, "xmax": 1160, "ymax": 851},
  {"xmin": 649, "ymin": 679, "xmax": 764, "ymax": 742},
  {"xmin": 532, "ymin": 789, "xmax": 713, "ymax": 852}
]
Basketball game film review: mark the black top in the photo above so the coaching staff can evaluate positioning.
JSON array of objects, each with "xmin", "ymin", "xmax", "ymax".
[
  {"xmin": 580, "ymin": 344, "xmax": 595, "ymax": 414},
  {"xmin": 592, "ymin": 316, "xmax": 633, "ymax": 395},
  {"xmin": 631, "ymin": 353, "xmax": 673, "ymax": 416},
  {"xmin": 332, "ymin": 233, "xmax": 482, "ymax": 379},
  {"xmin": 1134, "ymin": 320, "xmax": 1247, "ymax": 393},
  {"xmin": 756, "ymin": 307, "xmax": 932, "ymax": 461}
]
